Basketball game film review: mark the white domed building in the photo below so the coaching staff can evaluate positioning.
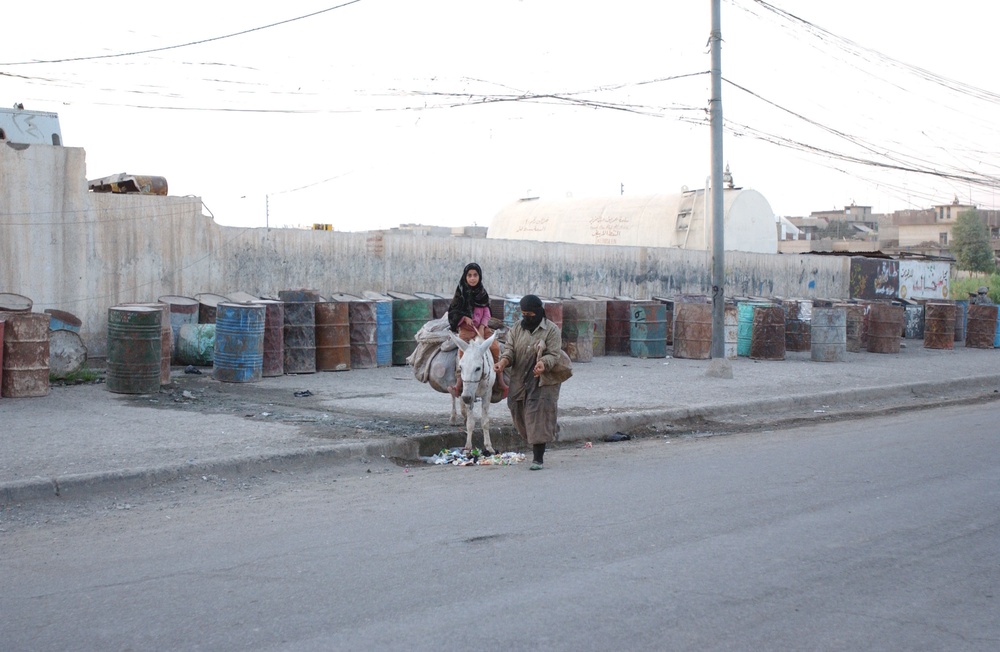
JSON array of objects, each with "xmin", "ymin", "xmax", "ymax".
[{"xmin": 488, "ymin": 181, "xmax": 777, "ymax": 254}]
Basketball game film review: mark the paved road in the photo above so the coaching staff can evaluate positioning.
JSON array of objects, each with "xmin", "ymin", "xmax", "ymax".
[{"xmin": 3, "ymin": 403, "xmax": 997, "ymax": 650}]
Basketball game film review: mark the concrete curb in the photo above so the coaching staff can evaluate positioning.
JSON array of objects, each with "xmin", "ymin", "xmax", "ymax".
[{"xmin": 4, "ymin": 374, "xmax": 999, "ymax": 505}]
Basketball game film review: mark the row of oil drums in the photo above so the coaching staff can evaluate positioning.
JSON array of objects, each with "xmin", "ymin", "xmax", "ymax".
[{"xmin": 0, "ymin": 292, "xmax": 91, "ymax": 398}]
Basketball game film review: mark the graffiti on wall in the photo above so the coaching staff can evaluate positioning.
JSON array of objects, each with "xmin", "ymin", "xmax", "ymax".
[
  {"xmin": 898, "ymin": 260, "xmax": 949, "ymax": 300},
  {"xmin": 850, "ymin": 258, "xmax": 899, "ymax": 300}
]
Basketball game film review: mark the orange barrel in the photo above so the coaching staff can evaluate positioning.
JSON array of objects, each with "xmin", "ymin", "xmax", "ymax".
[
  {"xmin": 783, "ymin": 299, "xmax": 812, "ymax": 352},
  {"xmin": 672, "ymin": 302, "xmax": 713, "ymax": 360},
  {"xmin": 213, "ymin": 302, "xmax": 266, "ymax": 383},
  {"xmin": 0, "ymin": 293, "xmax": 32, "ymax": 312},
  {"xmin": 1, "ymin": 312, "xmax": 50, "ymax": 397},
  {"xmin": 750, "ymin": 305, "xmax": 786, "ymax": 361},
  {"xmin": 811, "ymin": 307, "xmax": 847, "ymax": 362},
  {"xmin": 347, "ymin": 300, "xmax": 378, "ymax": 369},
  {"xmin": 195, "ymin": 292, "xmax": 230, "ymax": 324},
  {"xmin": 391, "ymin": 297, "xmax": 432, "ymax": 366},
  {"xmin": 629, "ymin": 301, "xmax": 668, "ymax": 358},
  {"xmin": 866, "ymin": 303, "xmax": 904, "ymax": 354},
  {"xmin": 158, "ymin": 295, "xmax": 200, "ymax": 361},
  {"xmin": 724, "ymin": 303, "xmax": 738, "ymax": 359},
  {"xmin": 924, "ymin": 303, "xmax": 956, "ymax": 350},
  {"xmin": 966, "ymin": 304, "xmax": 998, "ymax": 349},
  {"xmin": 606, "ymin": 300, "xmax": 632, "ymax": 355},
  {"xmin": 560, "ymin": 299, "xmax": 594, "ymax": 362},
  {"xmin": 44, "ymin": 308, "xmax": 82, "ymax": 333},
  {"xmin": 252, "ymin": 299, "xmax": 285, "ymax": 377},
  {"xmin": 123, "ymin": 302, "xmax": 172, "ymax": 385},
  {"xmin": 106, "ymin": 306, "xmax": 161, "ymax": 395},
  {"xmin": 176, "ymin": 323, "xmax": 215, "ymax": 367},
  {"xmin": 281, "ymin": 300, "xmax": 316, "ymax": 374},
  {"xmin": 315, "ymin": 301, "xmax": 351, "ymax": 371}
]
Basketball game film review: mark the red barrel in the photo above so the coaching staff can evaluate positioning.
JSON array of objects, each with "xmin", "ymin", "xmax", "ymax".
[
  {"xmin": 1, "ymin": 312, "xmax": 50, "ymax": 397},
  {"xmin": 606, "ymin": 300, "xmax": 632, "ymax": 355},
  {"xmin": 315, "ymin": 301, "xmax": 351, "ymax": 371},
  {"xmin": 196, "ymin": 292, "xmax": 230, "ymax": 324},
  {"xmin": 253, "ymin": 299, "xmax": 285, "ymax": 377},
  {"xmin": 966, "ymin": 304, "xmax": 998, "ymax": 349},
  {"xmin": 750, "ymin": 305, "xmax": 786, "ymax": 361}
]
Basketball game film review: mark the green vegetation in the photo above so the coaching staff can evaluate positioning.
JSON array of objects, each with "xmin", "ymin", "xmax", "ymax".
[
  {"xmin": 50, "ymin": 368, "xmax": 102, "ymax": 384},
  {"xmin": 951, "ymin": 210, "xmax": 996, "ymax": 273},
  {"xmin": 951, "ymin": 272, "xmax": 1000, "ymax": 302}
]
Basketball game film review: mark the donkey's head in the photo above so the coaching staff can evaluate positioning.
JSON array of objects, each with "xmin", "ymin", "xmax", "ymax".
[{"xmin": 450, "ymin": 332, "xmax": 497, "ymax": 404}]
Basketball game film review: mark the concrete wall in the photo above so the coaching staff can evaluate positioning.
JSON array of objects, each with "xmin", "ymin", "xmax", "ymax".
[{"xmin": 1, "ymin": 144, "xmax": 850, "ymax": 357}]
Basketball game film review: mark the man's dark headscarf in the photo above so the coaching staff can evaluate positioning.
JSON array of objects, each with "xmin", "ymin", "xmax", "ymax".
[
  {"xmin": 447, "ymin": 262, "xmax": 491, "ymax": 332},
  {"xmin": 519, "ymin": 294, "xmax": 545, "ymax": 332}
]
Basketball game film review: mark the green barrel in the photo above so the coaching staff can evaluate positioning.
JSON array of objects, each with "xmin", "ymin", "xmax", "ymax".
[
  {"xmin": 629, "ymin": 301, "xmax": 667, "ymax": 359},
  {"xmin": 392, "ymin": 298, "xmax": 432, "ymax": 366},
  {"xmin": 107, "ymin": 306, "xmax": 162, "ymax": 395}
]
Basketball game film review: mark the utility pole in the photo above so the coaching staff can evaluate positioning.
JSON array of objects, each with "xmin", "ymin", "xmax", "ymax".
[{"xmin": 709, "ymin": 0, "xmax": 726, "ymax": 361}]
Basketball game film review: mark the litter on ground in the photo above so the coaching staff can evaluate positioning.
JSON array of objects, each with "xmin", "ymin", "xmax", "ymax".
[{"xmin": 427, "ymin": 447, "xmax": 526, "ymax": 466}]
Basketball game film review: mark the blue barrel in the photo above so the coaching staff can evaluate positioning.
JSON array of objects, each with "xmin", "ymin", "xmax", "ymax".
[
  {"xmin": 737, "ymin": 301, "xmax": 771, "ymax": 357},
  {"xmin": 629, "ymin": 301, "xmax": 667, "ymax": 358},
  {"xmin": 995, "ymin": 308, "xmax": 1000, "ymax": 348},
  {"xmin": 44, "ymin": 309, "xmax": 82, "ymax": 333},
  {"xmin": 213, "ymin": 302, "xmax": 265, "ymax": 383},
  {"xmin": 374, "ymin": 299, "xmax": 393, "ymax": 368}
]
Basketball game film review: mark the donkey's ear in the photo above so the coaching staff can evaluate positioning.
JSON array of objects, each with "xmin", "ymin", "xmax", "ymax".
[
  {"xmin": 483, "ymin": 331, "xmax": 498, "ymax": 348},
  {"xmin": 449, "ymin": 332, "xmax": 469, "ymax": 352}
]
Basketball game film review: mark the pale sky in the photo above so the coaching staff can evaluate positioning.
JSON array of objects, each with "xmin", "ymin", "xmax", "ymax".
[{"xmin": 3, "ymin": 1, "xmax": 999, "ymax": 231}]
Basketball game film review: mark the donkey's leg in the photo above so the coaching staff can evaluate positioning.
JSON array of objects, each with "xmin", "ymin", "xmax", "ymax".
[
  {"xmin": 463, "ymin": 400, "xmax": 475, "ymax": 451},
  {"xmin": 481, "ymin": 397, "xmax": 494, "ymax": 454},
  {"xmin": 450, "ymin": 394, "xmax": 461, "ymax": 426}
]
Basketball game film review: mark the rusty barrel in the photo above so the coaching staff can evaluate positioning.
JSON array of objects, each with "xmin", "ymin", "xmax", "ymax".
[
  {"xmin": 672, "ymin": 302, "xmax": 712, "ymax": 360},
  {"xmin": 0, "ymin": 293, "xmax": 32, "ymax": 312},
  {"xmin": 1, "ymin": 312, "xmax": 50, "ymax": 397},
  {"xmin": 737, "ymin": 301, "xmax": 771, "ymax": 357},
  {"xmin": 783, "ymin": 299, "xmax": 812, "ymax": 352},
  {"xmin": 392, "ymin": 298, "xmax": 431, "ymax": 366},
  {"xmin": 252, "ymin": 300, "xmax": 285, "ymax": 377},
  {"xmin": 347, "ymin": 300, "xmax": 378, "ymax": 369},
  {"xmin": 810, "ymin": 307, "xmax": 847, "ymax": 362},
  {"xmin": 542, "ymin": 299, "xmax": 562, "ymax": 330},
  {"xmin": 923, "ymin": 302, "xmax": 956, "ymax": 350},
  {"xmin": 281, "ymin": 300, "xmax": 317, "ymax": 374},
  {"xmin": 44, "ymin": 308, "xmax": 82, "ymax": 333},
  {"xmin": 0, "ymin": 318, "xmax": 4, "ymax": 394},
  {"xmin": 606, "ymin": 300, "xmax": 632, "ymax": 356},
  {"xmin": 629, "ymin": 301, "xmax": 667, "ymax": 359},
  {"xmin": 835, "ymin": 303, "xmax": 866, "ymax": 353},
  {"xmin": 213, "ymin": 302, "xmax": 265, "ymax": 383},
  {"xmin": 123, "ymin": 302, "xmax": 172, "ymax": 385},
  {"xmin": 414, "ymin": 292, "xmax": 450, "ymax": 320},
  {"xmin": 588, "ymin": 298, "xmax": 607, "ymax": 356},
  {"xmin": 315, "ymin": 301, "xmax": 351, "ymax": 371},
  {"xmin": 866, "ymin": 303, "xmax": 904, "ymax": 354},
  {"xmin": 195, "ymin": 292, "xmax": 229, "ymax": 324},
  {"xmin": 904, "ymin": 304, "xmax": 924, "ymax": 339},
  {"xmin": 158, "ymin": 295, "xmax": 200, "ymax": 361},
  {"xmin": 724, "ymin": 303, "xmax": 738, "ymax": 359},
  {"xmin": 750, "ymin": 305, "xmax": 786, "ymax": 361},
  {"xmin": 954, "ymin": 300, "xmax": 968, "ymax": 342},
  {"xmin": 560, "ymin": 299, "xmax": 594, "ymax": 362},
  {"xmin": 965, "ymin": 304, "xmax": 998, "ymax": 349},
  {"xmin": 106, "ymin": 306, "xmax": 161, "ymax": 395},
  {"xmin": 176, "ymin": 323, "xmax": 216, "ymax": 367}
]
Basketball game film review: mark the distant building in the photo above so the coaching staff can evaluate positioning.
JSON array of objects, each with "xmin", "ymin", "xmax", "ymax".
[
  {"xmin": 892, "ymin": 196, "xmax": 1000, "ymax": 259},
  {"xmin": 488, "ymin": 186, "xmax": 778, "ymax": 254}
]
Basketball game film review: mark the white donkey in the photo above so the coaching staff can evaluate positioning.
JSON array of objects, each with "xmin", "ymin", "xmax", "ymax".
[{"xmin": 449, "ymin": 332, "xmax": 498, "ymax": 454}]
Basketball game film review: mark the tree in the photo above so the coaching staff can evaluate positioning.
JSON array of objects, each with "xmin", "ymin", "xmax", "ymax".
[{"xmin": 951, "ymin": 210, "xmax": 996, "ymax": 273}]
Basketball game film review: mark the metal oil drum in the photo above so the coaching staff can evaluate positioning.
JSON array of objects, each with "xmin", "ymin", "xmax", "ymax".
[
  {"xmin": 252, "ymin": 299, "xmax": 285, "ymax": 377},
  {"xmin": 606, "ymin": 299, "xmax": 632, "ymax": 356},
  {"xmin": 671, "ymin": 302, "xmax": 712, "ymax": 360},
  {"xmin": 122, "ymin": 302, "xmax": 172, "ymax": 385},
  {"xmin": 810, "ymin": 307, "xmax": 847, "ymax": 363},
  {"xmin": 315, "ymin": 301, "xmax": 351, "ymax": 371},
  {"xmin": 629, "ymin": 301, "xmax": 667, "ymax": 359},
  {"xmin": 392, "ymin": 296, "xmax": 431, "ymax": 366},
  {"xmin": 866, "ymin": 303, "xmax": 904, "ymax": 354},
  {"xmin": 106, "ymin": 306, "xmax": 161, "ymax": 395},
  {"xmin": 560, "ymin": 299, "xmax": 594, "ymax": 362},
  {"xmin": 1, "ymin": 312, "xmax": 50, "ymax": 397},
  {"xmin": 750, "ymin": 305, "xmax": 786, "ymax": 361},
  {"xmin": 965, "ymin": 304, "xmax": 997, "ymax": 349},
  {"xmin": 213, "ymin": 302, "xmax": 265, "ymax": 383},
  {"xmin": 347, "ymin": 299, "xmax": 378, "ymax": 369},
  {"xmin": 923, "ymin": 302, "xmax": 956, "ymax": 350}
]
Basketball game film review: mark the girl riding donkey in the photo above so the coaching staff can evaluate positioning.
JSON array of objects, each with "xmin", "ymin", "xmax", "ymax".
[{"xmin": 447, "ymin": 262, "xmax": 508, "ymax": 399}]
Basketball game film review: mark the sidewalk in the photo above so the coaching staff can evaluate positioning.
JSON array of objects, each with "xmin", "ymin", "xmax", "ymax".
[{"xmin": 3, "ymin": 343, "xmax": 1000, "ymax": 504}]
